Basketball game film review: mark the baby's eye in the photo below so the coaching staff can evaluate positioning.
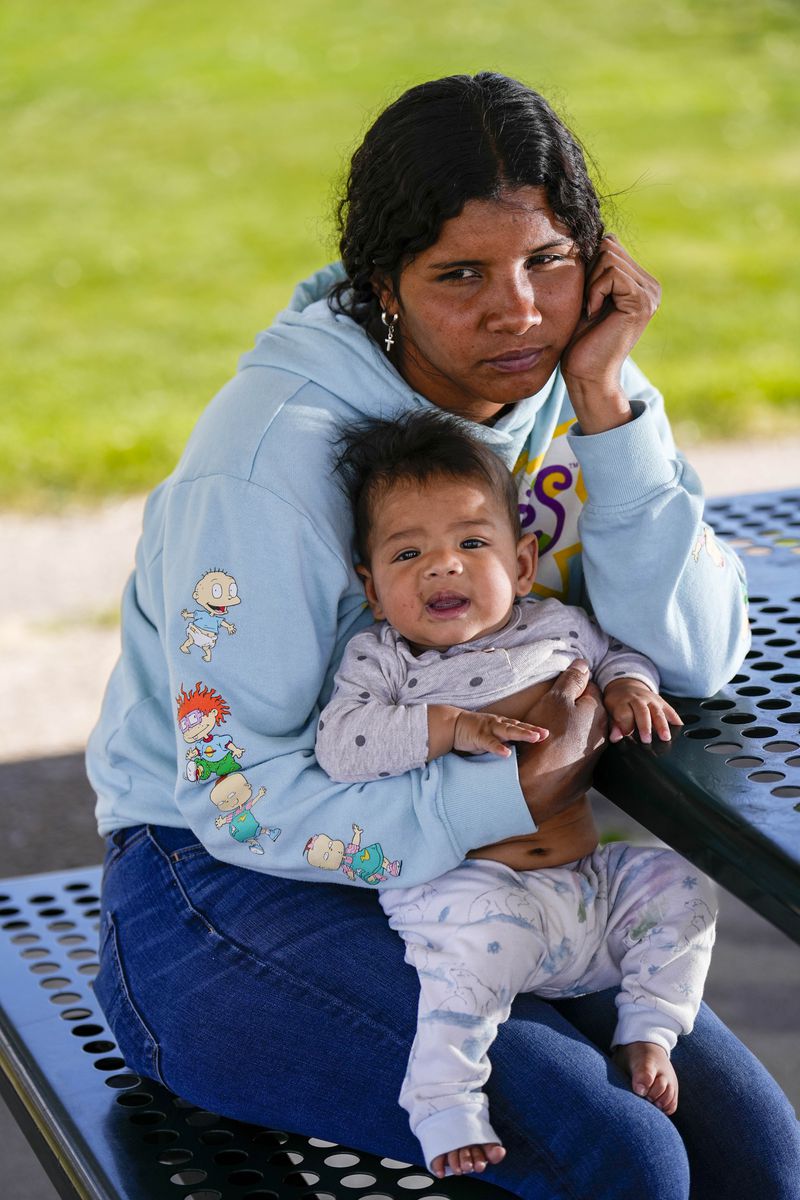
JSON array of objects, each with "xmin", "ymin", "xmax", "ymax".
[
  {"xmin": 461, "ymin": 538, "xmax": 487, "ymax": 549},
  {"xmin": 393, "ymin": 549, "xmax": 420, "ymax": 562}
]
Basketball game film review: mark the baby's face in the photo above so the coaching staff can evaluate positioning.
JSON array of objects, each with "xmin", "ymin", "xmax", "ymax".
[{"xmin": 359, "ymin": 477, "xmax": 536, "ymax": 653}]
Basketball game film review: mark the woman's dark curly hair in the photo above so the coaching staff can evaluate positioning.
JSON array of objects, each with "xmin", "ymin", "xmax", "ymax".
[{"xmin": 329, "ymin": 72, "xmax": 604, "ymax": 343}]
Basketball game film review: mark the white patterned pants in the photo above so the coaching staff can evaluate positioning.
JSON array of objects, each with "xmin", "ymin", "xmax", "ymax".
[{"xmin": 380, "ymin": 843, "xmax": 717, "ymax": 1170}]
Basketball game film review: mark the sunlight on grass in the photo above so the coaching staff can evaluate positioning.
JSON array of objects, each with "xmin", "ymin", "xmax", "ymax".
[{"xmin": 2, "ymin": 0, "xmax": 798, "ymax": 509}]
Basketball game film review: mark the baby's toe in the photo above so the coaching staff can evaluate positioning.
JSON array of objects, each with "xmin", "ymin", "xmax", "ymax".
[
  {"xmin": 430, "ymin": 1154, "xmax": 447, "ymax": 1179},
  {"xmin": 632, "ymin": 1067, "xmax": 657, "ymax": 1098},
  {"xmin": 657, "ymin": 1078, "xmax": 679, "ymax": 1116},
  {"xmin": 457, "ymin": 1147, "xmax": 475, "ymax": 1173},
  {"xmin": 646, "ymin": 1073, "xmax": 669, "ymax": 1103}
]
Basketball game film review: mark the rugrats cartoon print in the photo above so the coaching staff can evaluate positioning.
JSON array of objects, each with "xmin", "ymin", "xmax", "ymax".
[
  {"xmin": 176, "ymin": 681, "xmax": 280, "ymax": 855},
  {"xmin": 304, "ymin": 822, "xmax": 402, "ymax": 885},
  {"xmin": 210, "ymin": 773, "xmax": 281, "ymax": 856},
  {"xmin": 177, "ymin": 681, "xmax": 243, "ymax": 783},
  {"xmin": 691, "ymin": 526, "xmax": 726, "ymax": 568},
  {"xmin": 180, "ymin": 569, "xmax": 240, "ymax": 662}
]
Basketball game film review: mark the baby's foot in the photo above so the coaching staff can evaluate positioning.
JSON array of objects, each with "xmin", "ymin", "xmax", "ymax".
[
  {"xmin": 613, "ymin": 1041, "xmax": 678, "ymax": 1115},
  {"xmin": 430, "ymin": 1142, "xmax": 505, "ymax": 1179}
]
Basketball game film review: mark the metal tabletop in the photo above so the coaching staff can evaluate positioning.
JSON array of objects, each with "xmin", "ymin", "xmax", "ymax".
[{"xmin": 596, "ymin": 488, "xmax": 800, "ymax": 944}]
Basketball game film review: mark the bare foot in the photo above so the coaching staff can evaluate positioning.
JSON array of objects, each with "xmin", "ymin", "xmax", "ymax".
[
  {"xmin": 613, "ymin": 1041, "xmax": 678, "ymax": 1115},
  {"xmin": 430, "ymin": 1142, "xmax": 506, "ymax": 1178}
]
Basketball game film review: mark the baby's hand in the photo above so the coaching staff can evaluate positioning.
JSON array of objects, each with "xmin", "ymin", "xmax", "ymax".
[
  {"xmin": 603, "ymin": 679, "xmax": 683, "ymax": 744},
  {"xmin": 453, "ymin": 710, "xmax": 548, "ymax": 757}
]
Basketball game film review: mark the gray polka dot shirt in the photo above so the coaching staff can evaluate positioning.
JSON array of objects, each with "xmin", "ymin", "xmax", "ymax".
[{"xmin": 315, "ymin": 598, "xmax": 659, "ymax": 784}]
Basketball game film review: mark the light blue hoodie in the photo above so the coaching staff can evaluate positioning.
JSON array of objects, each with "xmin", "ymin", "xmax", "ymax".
[{"xmin": 87, "ymin": 264, "xmax": 749, "ymax": 887}]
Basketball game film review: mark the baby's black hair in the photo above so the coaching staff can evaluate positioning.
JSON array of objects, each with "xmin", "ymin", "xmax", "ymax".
[{"xmin": 333, "ymin": 409, "xmax": 521, "ymax": 562}]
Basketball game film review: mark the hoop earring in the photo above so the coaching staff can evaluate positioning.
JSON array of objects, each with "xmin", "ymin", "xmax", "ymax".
[{"xmin": 381, "ymin": 310, "xmax": 398, "ymax": 352}]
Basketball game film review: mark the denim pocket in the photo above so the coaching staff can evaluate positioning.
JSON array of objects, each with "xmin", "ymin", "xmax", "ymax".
[{"xmin": 94, "ymin": 910, "xmax": 167, "ymax": 1088}]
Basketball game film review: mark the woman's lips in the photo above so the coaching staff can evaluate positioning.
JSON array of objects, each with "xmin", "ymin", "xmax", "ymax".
[
  {"xmin": 425, "ymin": 593, "xmax": 470, "ymax": 620},
  {"xmin": 485, "ymin": 347, "xmax": 545, "ymax": 374}
]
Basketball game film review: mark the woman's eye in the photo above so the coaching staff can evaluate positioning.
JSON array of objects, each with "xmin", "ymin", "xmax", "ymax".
[
  {"xmin": 527, "ymin": 254, "xmax": 563, "ymax": 268},
  {"xmin": 438, "ymin": 267, "xmax": 480, "ymax": 282},
  {"xmin": 393, "ymin": 549, "xmax": 419, "ymax": 562}
]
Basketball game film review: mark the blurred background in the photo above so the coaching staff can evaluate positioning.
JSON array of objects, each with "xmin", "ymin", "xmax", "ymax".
[
  {"xmin": 2, "ymin": 0, "xmax": 798, "ymax": 511},
  {"xmin": 1, "ymin": 1, "xmax": 798, "ymax": 1194}
]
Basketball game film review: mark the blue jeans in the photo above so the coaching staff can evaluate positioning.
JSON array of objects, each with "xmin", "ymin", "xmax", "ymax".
[{"xmin": 95, "ymin": 825, "xmax": 800, "ymax": 1200}]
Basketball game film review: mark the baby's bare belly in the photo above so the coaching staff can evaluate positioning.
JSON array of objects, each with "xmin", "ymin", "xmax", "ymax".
[
  {"xmin": 467, "ymin": 796, "xmax": 599, "ymax": 870},
  {"xmin": 466, "ymin": 679, "xmax": 600, "ymax": 871}
]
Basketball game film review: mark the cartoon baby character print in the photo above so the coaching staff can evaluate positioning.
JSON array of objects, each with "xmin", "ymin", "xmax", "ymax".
[
  {"xmin": 304, "ymin": 822, "xmax": 402, "ymax": 885},
  {"xmin": 180, "ymin": 570, "xmax": 240, "ymax": 662},
  {"xmin": 176, "ymin": 681, "xmax": 279, "ymax": 856},
  {"xmin": 177, "ymin": 681, "xmax": 244, "ymax": 783},
  {"xmin": 210, "ymin": 773, "xmax": 281, "ymax": 856},
  {"xmin": 691, "ymin": 526, "xmax": 726, "ymax": 568}
]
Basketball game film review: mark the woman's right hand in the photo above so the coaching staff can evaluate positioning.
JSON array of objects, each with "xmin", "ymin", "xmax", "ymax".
[{"xmin": 517, "ymin": 661, "xmax": 607, "ymax": 824}]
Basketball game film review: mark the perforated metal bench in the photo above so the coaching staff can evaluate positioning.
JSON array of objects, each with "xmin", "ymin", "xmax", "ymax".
[
  {"xmin": 0, "ymin": 866, "xmax": 509, "ymax": 1199},
  {"xmin": 2, "ymin": 488, "xmax": 798, "ymax": 1199}
]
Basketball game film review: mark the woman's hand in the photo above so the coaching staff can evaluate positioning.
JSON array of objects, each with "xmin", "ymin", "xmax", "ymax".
[
  {"xmin": 516, "ymin": 661, "xmax": 608, "ymax": 824},
  {"xmin": 560, "ymin": 236, "xmax": 661, "ymax": 434}
]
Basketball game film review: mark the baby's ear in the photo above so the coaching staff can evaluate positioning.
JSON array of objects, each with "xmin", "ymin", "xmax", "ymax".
[
  {"xmin": 356, "ymin": 563, "xmax": 385, "ymax": 620},
  {"xmin": 515, "ymin": 533, "xmax": 538, "ymax": 596}
]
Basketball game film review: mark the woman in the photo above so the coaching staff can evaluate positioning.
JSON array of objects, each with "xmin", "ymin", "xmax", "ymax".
[{"xmin": 88, "ymin": 73, "xmax": 798, "ymax": 1197}]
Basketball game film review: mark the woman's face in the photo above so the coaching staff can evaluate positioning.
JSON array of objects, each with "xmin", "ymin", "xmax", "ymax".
[{"xmin": 381, "ymin": 186, "xmax": 586, "ymax": 423}]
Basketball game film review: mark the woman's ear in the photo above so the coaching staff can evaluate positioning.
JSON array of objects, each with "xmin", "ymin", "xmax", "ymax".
[
  {"xmin": 371, "ymin": 270, "xmax": 398, "ymax": 316},
  {"xmin": 356, "ymin": 563, "xmax": 385, "ymax": 620},
  {"xmin": 515, "ymin": 532, "xmax": 539, "ymax": 597}
]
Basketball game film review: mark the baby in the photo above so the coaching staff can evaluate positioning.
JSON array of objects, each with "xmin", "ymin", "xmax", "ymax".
[{"xmin": 316, "ymin": 411, "xmax": 717, "ymax": 1180}]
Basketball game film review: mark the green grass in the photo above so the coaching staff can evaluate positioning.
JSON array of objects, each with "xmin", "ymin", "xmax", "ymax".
[{"xmin": 2, "ymin": 0, "xmax": 798, "ymax": 509}]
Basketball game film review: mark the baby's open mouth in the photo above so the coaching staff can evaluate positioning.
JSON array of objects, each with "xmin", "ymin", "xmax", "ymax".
[
  {"xmin": 210, "ymin": 605, "xmax": 227, "ymax": 613},
  {"xmin": 425, "ymin": 592, "xmax": 470, "ymax": 617}
]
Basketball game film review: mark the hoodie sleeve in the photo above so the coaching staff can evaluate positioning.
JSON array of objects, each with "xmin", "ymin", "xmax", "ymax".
[
  {"xmin": 567, "ymin": 360, "xmax": 750, "ymax": 697},
  {"xmin": 163, "ymin": 472, "xmax": 534, "ymax": 887}
]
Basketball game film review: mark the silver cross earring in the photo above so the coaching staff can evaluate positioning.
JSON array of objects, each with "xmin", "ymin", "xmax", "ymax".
[{"xmin": 381, "ymin": 310, "xmax": 398, "ymax": 352}]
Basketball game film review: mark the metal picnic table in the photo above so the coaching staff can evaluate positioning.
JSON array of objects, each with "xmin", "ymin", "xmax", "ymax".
[{"xmin": 596, "ymin": 487, "xmax": 800, "ymax": 945}]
